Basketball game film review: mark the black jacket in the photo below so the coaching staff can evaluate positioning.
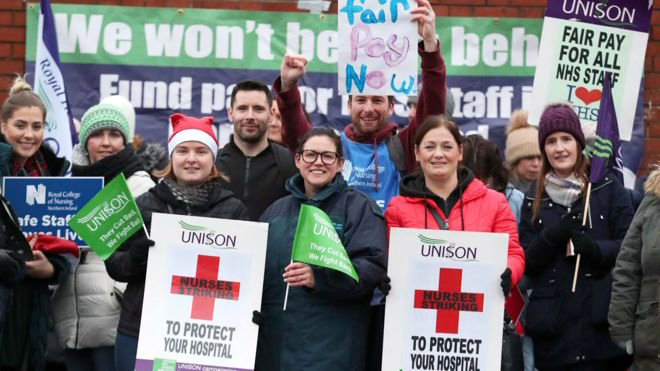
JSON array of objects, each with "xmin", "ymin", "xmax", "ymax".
[
  {"xmin": 0, "ymin": 141, "xmax": 70, "ymax": 370},
  {"xmin": 216, "ymin": 137, "xmax": 296, "ymax": 221},
  {"xmin": 519, "ymin": 173, "xmax": 633, "ymax": 368},
  {"xmin": 0, "ymin": 195, "xmax": 69, "ymax": 370},
  {"xmin": 0, "ymin": 142, "xmax": 69, "ymax": 183},
  {"xmin": 0, "ymin": 195, "xmax": 25, "ymax": 345},
  {"xmin": 105, "ymin": 180, "xmax": 249, "ymax": 337}
]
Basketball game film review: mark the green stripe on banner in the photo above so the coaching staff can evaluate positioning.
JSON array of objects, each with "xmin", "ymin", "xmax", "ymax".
[
  {"xmin": 592, "ymin": 150, "xmax": 612, "ymax": 159},
  {"xmin": 594, "ymin": 135, "xmax": 613, "ymax": 147},
  {"xmin": 592, "ymin": 141, "xmax": 612, "ymax": 154},
  {"xmin": 25, "ymin": 3, "xmax": 541, "ymax": 76}
]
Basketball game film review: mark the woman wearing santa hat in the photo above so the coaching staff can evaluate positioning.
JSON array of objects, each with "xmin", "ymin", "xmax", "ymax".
[{"xmin": 105, "ymin": 113, "xmax": 249, "ymax": 371}]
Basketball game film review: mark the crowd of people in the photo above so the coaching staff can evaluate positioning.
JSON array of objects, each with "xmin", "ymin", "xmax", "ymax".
[{"xmin": 1, "ymin": 1, "xmax": 659, "ymax": 370}]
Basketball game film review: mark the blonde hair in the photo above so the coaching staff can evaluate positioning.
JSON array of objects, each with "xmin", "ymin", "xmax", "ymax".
[{"xmin": 1, "ymin": 75, "xmax": 46, "ymax": 123}]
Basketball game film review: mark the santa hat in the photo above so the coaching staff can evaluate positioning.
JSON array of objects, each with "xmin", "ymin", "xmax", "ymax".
[{"xmin": 168, "ymin": 113, "xmax": 218, "ymax": 158}]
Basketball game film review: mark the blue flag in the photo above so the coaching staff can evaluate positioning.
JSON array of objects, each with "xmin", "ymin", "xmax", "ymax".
[
  {"xmin": 34, "ymin": 0, "xmax": 75, "ymax": 162},
  {"xmin": 590, "ymin": 72, "xmax": 623, "ymax": 184}
]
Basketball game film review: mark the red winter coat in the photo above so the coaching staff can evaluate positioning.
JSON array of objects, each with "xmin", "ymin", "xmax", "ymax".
[{"xmin": 385, "ymin": 172, "xmax": 525, "ymax": 286}]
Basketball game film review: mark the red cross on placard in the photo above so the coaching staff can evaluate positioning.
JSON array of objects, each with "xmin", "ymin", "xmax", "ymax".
[
  {"xmin": 170, "ymin": 255, "xmax": 240, "ymax": 321},
  {"xmin": 413, "ymin": 268, "xmax": 484, "ymax": 334}
]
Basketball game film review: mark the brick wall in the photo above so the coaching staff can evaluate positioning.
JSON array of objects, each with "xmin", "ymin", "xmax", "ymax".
[{"xmin": 1, "ymin": 0, "xmax": 658, "ymax": 175}]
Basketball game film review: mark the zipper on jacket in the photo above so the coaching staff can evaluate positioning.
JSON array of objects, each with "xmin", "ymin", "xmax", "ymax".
[
  {"xmin": 73, "ymin": 258, "xmax": 82, "ymax": 349},
  {"xmin": 243, "ymin": 157, "xmax": 252, "ymax": 200}
]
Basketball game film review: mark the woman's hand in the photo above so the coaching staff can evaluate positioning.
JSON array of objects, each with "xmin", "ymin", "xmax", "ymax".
[
  {"xmin": 571, "ymin": 230, "xmax": 601, "ymax": 262},
  {"xmin": 543, "ymin": 210, "xmax": 582, "ymax": 246},
  {"xmin": 500, "ymin": 268, "xmax": 512, "ymax": 297},
  {"xmin": 283, "ymin": 262, "xmax": 315, "ymax": 289},
  {"xmin": 128, "ymin": 232, "xmax": 155, "ymax": 263},
  {"xmin": 25, "ymin": 250, "xmax": 55, "ymax": 279}
]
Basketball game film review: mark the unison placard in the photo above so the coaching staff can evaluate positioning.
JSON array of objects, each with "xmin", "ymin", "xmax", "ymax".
[
  {"xmin": 383, "ymin": 228, "xmax": 508, "ymax": 370},
  {"xmin": 136, "ymin": 213, "xmax": 268, "ymax": 371}
]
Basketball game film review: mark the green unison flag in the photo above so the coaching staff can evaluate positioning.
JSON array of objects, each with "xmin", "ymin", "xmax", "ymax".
[
  {"xmin": 291, "ymin": 204, "xmax": 359, "ymax": 282},
  {"xmin": 68, "ymin": 173, "xmax": 144, "ymax": 260}
]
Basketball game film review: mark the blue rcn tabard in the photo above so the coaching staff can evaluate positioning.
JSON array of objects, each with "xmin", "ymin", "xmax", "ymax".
[{"xmin": 340, "ymin": 134, "xmax": 400, "ymax": 210}]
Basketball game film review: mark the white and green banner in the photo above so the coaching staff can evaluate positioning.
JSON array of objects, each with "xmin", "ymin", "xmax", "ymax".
[{"xmin": 24, "ymin": 4, "xmax": 646, "ymax": 186}]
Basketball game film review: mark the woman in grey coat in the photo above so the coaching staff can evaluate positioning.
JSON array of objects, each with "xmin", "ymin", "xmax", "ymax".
[{"xmin": 609, "ymin": 166, "xmax": 660, "ymax": 371}]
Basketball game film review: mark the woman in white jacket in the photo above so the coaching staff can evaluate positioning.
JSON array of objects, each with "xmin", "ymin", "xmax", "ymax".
[{"xmin": 50, "ymin": 103, "xmax": 155, "ymax": 371}]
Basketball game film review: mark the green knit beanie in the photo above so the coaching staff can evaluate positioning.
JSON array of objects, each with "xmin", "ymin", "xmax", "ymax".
[{"xmin": 79, "ymin": 103, "xmax": 130, "ymax": 151}]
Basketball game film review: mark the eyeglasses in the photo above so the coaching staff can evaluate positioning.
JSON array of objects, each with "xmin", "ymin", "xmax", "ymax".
[{"xmin": 298, "ymin": 150, "xmax": 340, "ymax": 165}]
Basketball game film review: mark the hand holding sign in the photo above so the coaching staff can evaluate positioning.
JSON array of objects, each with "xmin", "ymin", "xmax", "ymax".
[
  {"xmin": 280, "ymin": 54, "xmax": 308, "ymax": 92},
  {"xmin": 410, "ymin": 0, "xmax": 438, "ymax": 52}
]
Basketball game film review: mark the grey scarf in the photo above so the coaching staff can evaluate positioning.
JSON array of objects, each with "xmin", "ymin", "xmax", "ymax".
[
  {"xmin": 162, "ymin": 177, "xmax": 214, "ymax": 207},
  {"xmin": 544, "ymin": 172, "xmax": 584, "ymax": 207}
]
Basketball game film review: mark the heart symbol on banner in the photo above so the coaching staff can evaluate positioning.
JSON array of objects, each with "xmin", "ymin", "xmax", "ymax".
[{"xmin": 575, "ymin": 87, "xmax": 601, "ymax": 105}]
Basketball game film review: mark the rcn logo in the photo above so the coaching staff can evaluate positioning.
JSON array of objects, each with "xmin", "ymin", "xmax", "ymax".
[{"xmin": 26, "ymin": 184, "xmax": 47, "ymax": 206}]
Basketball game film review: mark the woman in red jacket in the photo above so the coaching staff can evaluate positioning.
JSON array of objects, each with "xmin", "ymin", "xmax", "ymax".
[{"xmin": 385, "ymin": 115, "xmax": 525, "ymax": 293}]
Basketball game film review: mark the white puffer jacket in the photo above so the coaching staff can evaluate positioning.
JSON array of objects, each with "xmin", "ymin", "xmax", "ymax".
[{"xmin": 50, "ymin": 170, "xmax": 155, "ymax": 349}]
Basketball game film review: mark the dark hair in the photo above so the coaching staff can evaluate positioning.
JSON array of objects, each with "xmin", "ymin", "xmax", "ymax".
[
  {"xmin": 1, "ymin": 75, "xmax": 47, "ymax": 124},
  {"xmin": 414, "ymin": 115, "xmax": 463, "ymax": 147},
  {"xmin": 230, "ymin": 80, "xmax": 272, "ymax": 109},
  {"xmin": 531, "ymin": 140, "xmax": 589, "ymax": 221},
  {"xmin": 463, "ymin": 135, "xmax": 508, "ymax": 194},
  {"xmin": 296, "ymin": 127, "xmax": 343, "ymax": 156}
]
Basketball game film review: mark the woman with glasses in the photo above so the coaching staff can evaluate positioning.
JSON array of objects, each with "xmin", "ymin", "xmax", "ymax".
[{"xmin": 256, "ymin": 127, "xmax": 387, "ymax": 371}]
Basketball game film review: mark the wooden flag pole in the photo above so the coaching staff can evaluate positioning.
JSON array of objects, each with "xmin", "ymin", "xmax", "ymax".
[{"xmin": 571, "ymin": 182, "xmax": 592, "ymax": 293}]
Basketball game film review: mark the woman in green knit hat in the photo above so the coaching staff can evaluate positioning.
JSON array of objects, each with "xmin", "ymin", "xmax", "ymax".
[{"xmin": 50, "ymin": 103, "xmax": 154, "ymax": 371}]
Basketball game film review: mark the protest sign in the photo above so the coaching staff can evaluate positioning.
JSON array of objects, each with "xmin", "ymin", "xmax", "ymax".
[
  {"xmin": 383, "ymin": 228, "xmax": 508, "ymax": 370},
  {"xmin": 2, "ymin": 176, "xmax": 103, "ymax": 245},
  {"xmin": 291, "ymin": 204, "xmax": 358, "ymax": 281},
  {"xmin": 136, "ymin": 213, "xmax": 268, "ymax": 371},
  {"xmin": 528, "ymin": 0, "xmax": 652, "ymax": 140},
  {"xmin": 68, "ymin": 174, "xmax": 143, "ymax": 259},
  {"xmin": 338, "ymin": 0, "xmax": 418, "ymax": 95},
  {"xmin": 23, "ymin": 6, "xmax": 645, "ymax": 185}
]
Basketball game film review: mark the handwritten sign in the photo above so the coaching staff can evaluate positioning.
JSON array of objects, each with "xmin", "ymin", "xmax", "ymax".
[
  {"xmin": 528, "ymin": 0, "xmax": 651, "ymax": 141},
  {"xmin": 338, "ymin": 0, "xmax": 419, "ymax": 95}
]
